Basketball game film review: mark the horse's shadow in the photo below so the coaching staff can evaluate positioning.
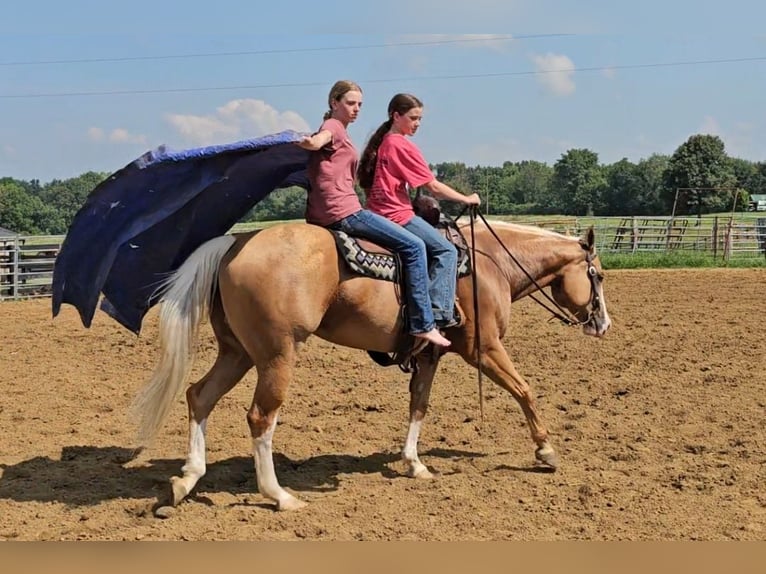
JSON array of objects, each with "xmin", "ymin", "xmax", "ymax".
[{"xmin": 0, "ymin": 445, "xmax": 501, "ymax": 507}]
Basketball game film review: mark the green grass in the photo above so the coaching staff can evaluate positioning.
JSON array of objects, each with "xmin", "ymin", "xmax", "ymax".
[{"xmin": 601, "ymin": 251, "xmax": 766, "ymax": 269}]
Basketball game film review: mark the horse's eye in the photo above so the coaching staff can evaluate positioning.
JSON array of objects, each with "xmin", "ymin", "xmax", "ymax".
[{"xmin": 588, "ymin": 266, "xmax": 597, "ymax": 277}]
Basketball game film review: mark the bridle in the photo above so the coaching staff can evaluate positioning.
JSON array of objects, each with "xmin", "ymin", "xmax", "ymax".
[{"xmin": 466, "ymin": 208, "xmax": 602, "ymax": 328}]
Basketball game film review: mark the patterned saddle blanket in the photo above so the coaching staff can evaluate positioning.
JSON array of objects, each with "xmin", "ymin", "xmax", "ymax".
[{"xmin": 330, "ymin": 219, "xmax": 472, "ymax": 282}]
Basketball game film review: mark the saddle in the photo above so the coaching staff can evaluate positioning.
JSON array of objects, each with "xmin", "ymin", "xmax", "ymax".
[{"xmin": 330, "ymin": 195, "xmax": 471, "ymax": 373}]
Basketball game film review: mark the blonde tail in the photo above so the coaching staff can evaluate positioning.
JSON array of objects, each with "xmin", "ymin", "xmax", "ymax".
[{"xmin": 131, "ymin": 235, "xmax": 237, "ymax": 446}]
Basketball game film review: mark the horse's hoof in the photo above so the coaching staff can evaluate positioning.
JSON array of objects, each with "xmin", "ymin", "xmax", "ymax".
[
  {"xmin": 169, "ymin": 476, "xmax": 189, "ymax": 506},
  {"xmin": 535, "ymin": 445, "xmax": 559, "ymax": 470},
  {"xmin": 407, "ymin": 465, "xmax": 434, "ymax": 479},
  {"xmin": 277, "ymin": 496, "xmax": 308, "ymax": 511},
  {"xmin": 153, "ymin": 505, "xmax": 176, "ymax": 519}
]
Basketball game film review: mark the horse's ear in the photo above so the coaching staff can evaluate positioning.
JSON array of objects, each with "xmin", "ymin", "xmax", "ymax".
[{"xmin": 580, "ymin": 226, "xmax": 595, "ymax": 252}]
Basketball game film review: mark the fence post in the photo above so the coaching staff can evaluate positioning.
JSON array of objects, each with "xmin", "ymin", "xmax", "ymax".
[
  {"xmin": 712, "ymin": 217, "xmax": 718, "ymax": 260},
  {"xmin": 11, "ymin": 237, "xmax": 20, "ymax": 299},
  {"xmin": 665, "ymin": 216, "xmax": 673, "ymax": 250},
  {"xmin": 631, "ymin": 216, "xmax": 638, "ymax": 253},
  {"xmin": 757, "ymin": 218, "xmax": 766, "ymax": 259},
  {"xmin": 723, "ymin": 217, "xmax": 734, "ymax": 261}
]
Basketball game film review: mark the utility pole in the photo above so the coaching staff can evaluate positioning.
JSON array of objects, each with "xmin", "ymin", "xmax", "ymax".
[{"xmin": 485, "ymin": 172, "xmax": 490, "ymax": 215}]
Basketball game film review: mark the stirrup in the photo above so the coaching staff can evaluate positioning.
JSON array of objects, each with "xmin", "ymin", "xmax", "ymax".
[{"xmin": 396, "ymin": 338, "xmax": 431, "ymax": 373}]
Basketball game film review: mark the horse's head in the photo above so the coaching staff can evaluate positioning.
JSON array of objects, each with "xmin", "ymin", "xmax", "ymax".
[{"xmin": 549, "ymin": 227, "xmax": 611, "ymax": 337}]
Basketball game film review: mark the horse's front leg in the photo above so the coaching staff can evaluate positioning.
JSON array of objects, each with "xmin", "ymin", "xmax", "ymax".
[
  {"xmin": 463, "ymin": 338, "xmax": 559, "ymax": 469},
  {"xmin": 403, "ymin": 349, "xmax": 442, "ymax": 479}
]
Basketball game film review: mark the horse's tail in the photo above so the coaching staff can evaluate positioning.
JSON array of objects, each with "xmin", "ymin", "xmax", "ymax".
[{"xmin": 131, "ymin": 234, "xmax": 237, "ymax": 447}]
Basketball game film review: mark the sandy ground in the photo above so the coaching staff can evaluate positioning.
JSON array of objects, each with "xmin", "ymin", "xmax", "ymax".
[{"xmin": 0, "ymin": 268, "xmax": 764, "ymax": 540}]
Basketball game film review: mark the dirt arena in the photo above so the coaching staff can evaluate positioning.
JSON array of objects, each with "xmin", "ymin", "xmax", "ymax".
[{"xmin": 0, "ymin": 268, "xmax": 764, "ymax": 541}]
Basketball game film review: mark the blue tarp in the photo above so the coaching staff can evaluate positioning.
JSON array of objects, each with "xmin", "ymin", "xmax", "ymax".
[{"xmin": 52, "ymin": 130, "xmax": 310, "ymax": 334}]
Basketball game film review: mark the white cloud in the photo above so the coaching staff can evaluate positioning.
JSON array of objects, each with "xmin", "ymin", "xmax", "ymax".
[
  {"xmin": 87, "ymin": 126, "xmax": 146, "ymax": 145},
  {"xmin": 109, "ymin": 128, "xmax": 147, "ymax": 145},
  {"xmin": 87, "ymin": 127, "xmax": 105, "ymax": 141},
  {"xmin": 530, "ymin": 53, "xmax": 576, "ymax": 96},
  {"xmin": 165, "ymin": 99, "xmax": 310, "ymax": 146}
]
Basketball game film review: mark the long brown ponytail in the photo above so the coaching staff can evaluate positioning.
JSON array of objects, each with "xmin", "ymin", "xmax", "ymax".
[{"xmin": 357, "ymin": 93, "xmax": 423, "ymax": 190}]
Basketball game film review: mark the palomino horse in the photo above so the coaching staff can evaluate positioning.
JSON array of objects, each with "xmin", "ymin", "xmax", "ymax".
[{"xmin": 132, "ymin": 220, "xmax": 611, "ymax": 511}]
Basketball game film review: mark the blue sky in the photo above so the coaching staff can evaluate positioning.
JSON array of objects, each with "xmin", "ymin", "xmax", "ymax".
[{"xmin": 2, "ymin": 1, "xmax": 765, "ymax": 182}]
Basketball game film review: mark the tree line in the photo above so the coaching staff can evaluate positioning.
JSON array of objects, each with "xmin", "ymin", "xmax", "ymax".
[{"xmin": 2, "ymin": 134, "xmax": 765, "ymax": 236}]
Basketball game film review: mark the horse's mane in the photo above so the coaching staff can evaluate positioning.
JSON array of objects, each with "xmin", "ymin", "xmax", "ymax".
[
  {"xmin": 456, "ymin": 218, "xmax": 584, "ymax": 290},
  {"xmin": 456, "ymin": 218, "xmax": 580, "ymax": 242}
]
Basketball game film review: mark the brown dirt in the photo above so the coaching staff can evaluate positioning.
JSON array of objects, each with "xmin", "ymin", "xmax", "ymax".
[{"xmin": 0, "ymin": 268, "xmax": 764, "ymax": 541}]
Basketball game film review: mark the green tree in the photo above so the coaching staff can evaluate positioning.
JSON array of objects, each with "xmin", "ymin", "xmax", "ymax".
[
  {"xmin": 470, "ymin": 166, "xmax": 510, "ymax": 215},
  {"xmin": 663, "ymin": 135, "xmax": 736, "ymax": 216},
  {"xmin": 248, "ymin": 186, "xmax": 307, "ymax": 221},
  {"xmin": 602, "ymin": 158, "xmax": 639, "ymax": 215},
  {"xmin": 634, "ymin": 154, "xmax": 671, "ymax": 215},
  {"xmin": 601, "ymin": 155, "xmax": 670, "ymax": 215},
  {"xmin": 0, "ymin": 179, "xmax": 51, "ymax": 234},
  {"xmin": 433, "ymin": 162, "xmax": 474, "ymax": 216},
  {"xmin": 752, "ymin": 162, "xmax": 766, "ymax": 197},
  {"xmin": 550, "ymin": 149, "xmax": 607, "ymax": 215},
  {"xmin": 506, "ymin": 160, "xmax": 553, "ymax": 211},
  {"xmin": 39, "ymin": 171, "xmax": 108, "ymax": 232}
]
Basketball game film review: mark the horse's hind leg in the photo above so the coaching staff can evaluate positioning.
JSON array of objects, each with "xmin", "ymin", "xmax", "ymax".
[
  {"xmin": 403, "ymin": 349, "xmax": 442, "ymax": 479},
  {"xmin": 463, "ymin": 338, "xmax": 559, "ymax": 469},
  {"xmin": 168, "ymin": 300, "xmax": 253, "ymax": 506}
]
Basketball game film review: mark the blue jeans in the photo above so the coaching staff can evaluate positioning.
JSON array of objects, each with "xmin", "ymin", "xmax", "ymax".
[
  {"xmin": 328, "ymin": 210, "xmax": 435, "ymax": 334},
  {"xmin": 403, "ymin": 215, "xmax": 458, "ymax": 324}
]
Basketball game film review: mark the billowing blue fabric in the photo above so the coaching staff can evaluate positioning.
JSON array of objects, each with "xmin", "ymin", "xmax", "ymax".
[{"xmin": 52, "ymin": 130, "xmax": 310, "ymax": 334}]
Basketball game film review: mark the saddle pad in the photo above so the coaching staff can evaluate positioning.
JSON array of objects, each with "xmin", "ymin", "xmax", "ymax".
[
  {"xmin": 332, "ymin": 231, "xmax": 399, "ymax": 281},
  {"xmin": 331, "ymin": 229, "xmax": 472, "ymax": 283}
]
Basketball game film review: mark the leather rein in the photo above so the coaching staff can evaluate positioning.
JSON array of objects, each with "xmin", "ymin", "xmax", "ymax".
[{"xmin": 457, "ymin": 207, "xmax": 602, "ymax": 419}]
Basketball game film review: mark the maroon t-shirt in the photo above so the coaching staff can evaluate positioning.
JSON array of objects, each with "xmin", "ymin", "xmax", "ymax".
[{"xmin": 305, "ymin": 118, "xmax": 362, "ymax": 226}]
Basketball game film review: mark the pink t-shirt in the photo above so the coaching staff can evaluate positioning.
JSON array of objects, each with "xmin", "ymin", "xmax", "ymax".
[
  {"xmin": 365, "ymin": 134, "xmax": 435, "ymax": 225},
  {"xmin": 305, "ymin": 118, "xmax": 363, "ymax": 226}
]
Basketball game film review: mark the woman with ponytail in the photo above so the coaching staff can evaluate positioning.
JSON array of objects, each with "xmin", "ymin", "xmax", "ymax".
[
  {"xmin": 358, "ymin": 93, "xmax": 481, "ymax": 329},
  {"xmin": 298, "ymin": 81, "xmax": 450, "ymax": 347}
]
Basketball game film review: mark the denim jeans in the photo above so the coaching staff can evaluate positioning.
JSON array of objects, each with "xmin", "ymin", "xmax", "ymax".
[
  {"xmin": 403, "ymin": 215, "xmax": 458, "ymax": 323},
  {"xmin": 328, "ymin": 209, "xmax": 435, "ymax": 334}
]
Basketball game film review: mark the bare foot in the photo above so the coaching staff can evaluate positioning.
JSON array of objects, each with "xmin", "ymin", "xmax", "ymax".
[{"xmin": 413, "ymin": 328, "xmax": 451, "ymax": 347}]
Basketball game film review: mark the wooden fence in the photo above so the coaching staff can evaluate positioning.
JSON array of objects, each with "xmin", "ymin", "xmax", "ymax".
[
  {"xmin": 527, "ymin": 216, "xmax": 766, "ymax": 259},
  {"xmin": 604, "ymin": 216, "xmax": 766, "ymax": 258},
  {"xmin": 2, "ymin": 216, "xmax": 765, "ymax": 301},
  {"xmin": 0, "ymin": 236, "xmax": 61, "ymax": 300}
]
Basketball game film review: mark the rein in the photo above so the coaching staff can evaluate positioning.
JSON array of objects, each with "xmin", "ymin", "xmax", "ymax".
[
  {"xmin": 453, "ymin": 206, "xmax": 601, "ymax": 421},
  {"xmin": 458, "ymin": 208, "xmax": 600, "ymax": 328},
  {"xmin": 467, "ymin": 207, "xmax": 484, "ymax": 421}
]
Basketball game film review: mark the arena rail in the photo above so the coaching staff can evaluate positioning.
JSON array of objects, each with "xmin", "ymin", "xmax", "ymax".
[{"xmin": 2, "ymin": 215, "xmax": 765, "ymax": 301}]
